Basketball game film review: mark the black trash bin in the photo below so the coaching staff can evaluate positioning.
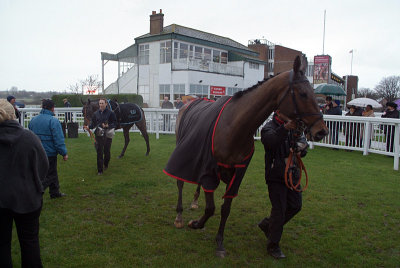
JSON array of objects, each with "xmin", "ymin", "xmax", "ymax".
[{"xmin": 67, "ymin": 122, "xmax": 79, "ymax": 138}]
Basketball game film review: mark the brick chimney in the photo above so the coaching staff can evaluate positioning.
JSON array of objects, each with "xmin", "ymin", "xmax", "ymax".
[{"xmin": 150, "ymin": 9, "xmax": 164, "ymax": 35}]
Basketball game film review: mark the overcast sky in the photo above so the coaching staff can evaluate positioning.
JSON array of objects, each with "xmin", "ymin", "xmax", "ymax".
[{"xmin": 1, "ymin": 0, "xmax": 399, "ymax": 92}]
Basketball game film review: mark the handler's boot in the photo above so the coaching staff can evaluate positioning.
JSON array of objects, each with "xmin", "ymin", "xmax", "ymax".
[
  {"xmin": 258, "ymin": 217, "xmax": 270, "ymax": 238},
  {"xmin": 267, "ymin": 241, "xmax": 286, "ymax": 259}
]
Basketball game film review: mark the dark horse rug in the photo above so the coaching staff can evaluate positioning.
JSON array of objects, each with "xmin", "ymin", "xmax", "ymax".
[
  {"xmin": 112, "ymin": 103, "xmax": 143, "ymax": 126},
  {"xmin": 163, "ymin": 97, "xmax": 254, "ymax": 198}
]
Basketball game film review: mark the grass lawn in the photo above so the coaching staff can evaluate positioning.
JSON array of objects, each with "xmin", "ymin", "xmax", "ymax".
[{"xmin": 11, "ymin": 133, "xmax": 400, "ymax": 267}]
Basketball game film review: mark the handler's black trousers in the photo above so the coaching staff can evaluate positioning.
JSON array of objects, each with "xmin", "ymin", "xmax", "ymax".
[
  {"xmin": 43, "ymin": 156, "xmax": 61, "ymax": 198},
  {"xmin": 95, "ymin": 136, "xmax": 112, "ymax": 173},
  {"xmin": 267, "ymin": 182, "xmax": 302, "ymax": 244},
  {"xmin": 0, "ymin": 205, "xmax": 43, "ymax": 268}
]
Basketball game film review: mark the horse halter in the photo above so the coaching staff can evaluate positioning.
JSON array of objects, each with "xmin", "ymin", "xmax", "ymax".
[{"xmin": 277, "ymin": 70, "xmax": 323, "ymax": 133}]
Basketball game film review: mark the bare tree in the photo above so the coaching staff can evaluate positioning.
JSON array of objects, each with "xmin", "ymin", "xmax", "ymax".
[
  {"xmin": 68, "ymin": 82, "xmax": 81, "ymax": 95},
  {"xmin": 81, "ymin": 75, "xmax": 101, "ymax": 95},
  {"xmin": 358, "ymin": 87, "xmax": 379, "ymax": 100},
  {"xmin": 374, "ymin": 76, "xmax": 400, "ymax": 102}
]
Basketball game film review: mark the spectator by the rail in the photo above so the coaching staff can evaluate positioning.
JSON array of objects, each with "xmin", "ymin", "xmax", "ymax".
[
  {"xmin": 6, "ymin": 95, "xmax": 21, "ymax": 123},
  {"xmin": 175, "ymin": 97, "xmax": 184, "ymax": 109},
  {"xmin": 63, "ymin": 98, "xmax": 72, "ymax": 122},
  {"xmin": 29, "ymin": 99, "xmax": 68, "ymax": 198},
  {"xmin": 345, "ymin": 105, "xmax": 363, "ymax": 149},
  {"xmin": 381, "ymin": 102, "xmax": 399, "ymax": 152},
  {"xmin": 161, "ymin": 96, "xmax": 173, "ymax": 131},
  {"xmin": 0, "ymin": 99, "xmax": 49, "ymax": 267},
  {"xmin": 323, "ymin": 97, "xmax": 342, "ymax": 147}
]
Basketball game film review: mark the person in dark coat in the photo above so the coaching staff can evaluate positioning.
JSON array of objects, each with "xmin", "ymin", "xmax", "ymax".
[
  {"xmin": 29, "ymin": 99, "xmax": 68, "ymax": 199},
  {"xmin": 63, "ymin": 98, "xmax": 72, "ymax": 122},
  {"xmin": 175, "ymin": 97, "xmax": 184, "ymax": 109},
  {"xmin": 381, "ymin": 102, "xmax": 400, "ymax": 152},
  {"xmin": 323, "ymin": 97, "xmax": 342, "ymax": 146},
  {"xmin": 345, "ymin": 105, "xmax": 363, "ymax": 148},
  {"xmin": 83, "ymin": 98, "xmax": 117, "ymax": 175},
  {"xmin": 0, "ymin": 99, "xmax": 49, "ymax": 267},
  {"xmin": 161, "ymin": 96, "xmax": 173, "ymax": 131},
  {"xmin": 258, "ymin": 112, "xmax": 308, "ymax": 259},
  {"xmin": 6, "ymin": 95, "xmax": 21, "ymax": 123}
]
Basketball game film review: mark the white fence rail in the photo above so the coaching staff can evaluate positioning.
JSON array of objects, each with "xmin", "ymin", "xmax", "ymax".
[{"xmin": 19, "ymin": 108, "xmax": 400, "ymax": 170}]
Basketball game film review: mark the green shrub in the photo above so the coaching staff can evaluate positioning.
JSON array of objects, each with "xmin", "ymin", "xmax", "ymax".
[{"xmin": 52, "ymin": 94, "xmax": 143, "ymax": 107}]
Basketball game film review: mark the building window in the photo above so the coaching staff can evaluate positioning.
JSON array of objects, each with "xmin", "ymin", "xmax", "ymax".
[
  {"xmin": 160, "ymin": 41, "xmax": 171, "ymax": 64},
  {"xmin": 221, "ymin": 52, "xmax": 228, "ymax": 64},
  {"xmin": 204, "ymin": 48, "xmax": 211, "ymax": 62},
  {"xmin": 190, "ymin": 84, "xmax": 209, "ymax": 98},
  {"xmin": 268, "ymin": 62, "xmax": 274, "ymax": 72},
  {"xmin": 268, "ymin": 47, "xmax": 275, "ymax": 60},
  {"xmin": 227, "ymin": 87, "xmax": 243, "ymax": 96},
  {"xmin": 180, "ymin": 43, "xmax": 188, "ymax": 59},
  {"xmin": 213, "ymin": 50, "xmax": 221, "ymax": 63},
  {"xmin": 195, "ymin": 46, "xmax": 203, "ymax": 59},
  {"xmin": 249, "ymin": 62, "xmax": 259, "ymax": 69},
  {"xmin": 139, "ymin": 44, "xmax": 149, "ymax": 65},
  {"xmin": 139, "ymin": 85, "xmax": 150, "ymax": 104}
]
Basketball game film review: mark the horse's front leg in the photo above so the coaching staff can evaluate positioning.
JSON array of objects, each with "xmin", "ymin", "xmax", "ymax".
[
  {"xmin": 118, "ymin": 126, "xmax": 130, "ymax": 158},
  {"xmin": 174, "ymin": 180, "xmax": 184, "ymax": 228},
  {"xmin": 215, "ymin": 198, "xmax": 233, "ymax": 258},
  {"xmin": 190, "ymin": 185, "xmax": 201, "ymax": 209},
  {"xmin": 188, "ymin": 191, "xmax": 215, "ymax": 229}
]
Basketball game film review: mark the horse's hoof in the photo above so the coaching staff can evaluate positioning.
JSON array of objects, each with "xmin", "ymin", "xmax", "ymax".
[
  {"xmin": 188, "ymin": 220, "xmax": 197, "ymax": 229},
  {"xmin": 216, "ymin": 250, "xmax": 227, "ymax": 258},
  {"xmin": 190, "ymin": 202, "xmax": 199, "ymax": 210},
  {"xmin": 117, "ymin": 155, "xmax": 123, "ymax": 159},
  {"xmin": 174, "ymin": 220, "xmax": 184, "ymax": 229}
]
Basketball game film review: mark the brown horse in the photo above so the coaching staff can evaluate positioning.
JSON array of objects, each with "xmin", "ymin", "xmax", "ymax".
[
  {"xmin": 164, "ymin": 56, "xmax": 328, "ymax": 257},
  {"xmin": 82, "ymin": 99, "xmax": 150, "ymax": 157}
]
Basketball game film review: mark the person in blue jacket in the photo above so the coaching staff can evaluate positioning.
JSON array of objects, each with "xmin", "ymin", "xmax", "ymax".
[{"xmin": 29, "ymin": 99, "xmax": 68, "ymax": 199}]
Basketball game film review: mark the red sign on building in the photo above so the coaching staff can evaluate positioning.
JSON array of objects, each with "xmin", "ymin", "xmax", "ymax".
[{"xmin": 210, "ymin": 86, "xmax": 226, "ymax": 95}]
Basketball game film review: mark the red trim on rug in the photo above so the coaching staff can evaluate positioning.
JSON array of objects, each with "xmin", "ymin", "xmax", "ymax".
[
  {"xmin": 222, "ymin": 194, "xmax": 238, "ymax": 199},
  {"xmin": 202, "ymin": 186, "xmax": 215, "ymax": 193},
  {"xmin": 163, "ymin": 169, "xmax": 199, "ymax": 186},
  {"xmin": 222, "ymin": 172, "xmax": 236, "ymax": 198},
  {"xmin": 211, "ymin": 97, "xmax": 233, "ymax": 156}
]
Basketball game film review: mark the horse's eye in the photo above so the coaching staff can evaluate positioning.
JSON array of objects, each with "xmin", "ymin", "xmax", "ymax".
[{"xmin": 300, "ymin": 92, "xmax": 307, "ymax": 98}]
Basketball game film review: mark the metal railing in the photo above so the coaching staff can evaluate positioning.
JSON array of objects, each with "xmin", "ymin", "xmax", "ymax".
[{"xmin": 19, "ymin": 108, "xmax": 400, "ymax": 170}]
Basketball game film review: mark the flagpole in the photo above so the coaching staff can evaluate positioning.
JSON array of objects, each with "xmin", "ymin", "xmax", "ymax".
[
  {"xmin": 350, "ymin": 50, "xmax": 353, "ymax": 75},
  {"xmin": 323, "ymin": 10, "xmax": 326, "ymax": 55}
]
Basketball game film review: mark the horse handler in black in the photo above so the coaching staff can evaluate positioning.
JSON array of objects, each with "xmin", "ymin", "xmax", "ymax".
[
  {"xmin": 84, "ymin": 98, "xmax": 117, "ymax": 175},
  {"xmin": 258, "ymin": 112, "xmax": 308, "ymax": 259}
]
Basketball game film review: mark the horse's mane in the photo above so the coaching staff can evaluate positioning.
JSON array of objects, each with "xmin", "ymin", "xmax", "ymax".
[{"xmin": 232, "ymin": 77, "xmax": 272, "ymax": 100}]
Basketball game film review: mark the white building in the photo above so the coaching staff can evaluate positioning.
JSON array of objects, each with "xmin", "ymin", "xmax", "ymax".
[{"xmin": 101, "ymin": 10, "xmax": 265, "ymax": 107}]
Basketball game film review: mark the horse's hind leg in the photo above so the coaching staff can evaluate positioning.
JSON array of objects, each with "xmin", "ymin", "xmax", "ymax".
[
  {"xmin": 118, "ymin": 126, "xmax": 131, "ymax": 158},
  {"xmin": 215, "ymin": 198, "xmax": 233, "ymax": 258},
  {"xmin": 175, "ymin": 180, "xmax": 184, "ymax": 228},
  {"xmin": 190, "ymin": 185, "xmax": 201, "ymax": 209},
  {"xmin": 136, "ymin": 117, "xmax": 150, "ymax": 156},
  {"xmin": 188, "ymin": 191, "xmax": 215, "ymax": 229}
]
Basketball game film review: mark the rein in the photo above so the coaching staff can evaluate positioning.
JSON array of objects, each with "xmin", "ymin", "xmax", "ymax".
[{"xmin": 284, "ymin": 130, "xmax": 309, "ymax": 192}]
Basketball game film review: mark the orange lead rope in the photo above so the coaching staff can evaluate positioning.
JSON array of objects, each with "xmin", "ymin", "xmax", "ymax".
[{"xmin": 284, "ymin": 150, "xmax": 309, "ymax": 192}]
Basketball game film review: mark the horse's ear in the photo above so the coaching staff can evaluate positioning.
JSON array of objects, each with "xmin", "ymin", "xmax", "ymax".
[
  {"xmin": 293, "ymin": 55, "xmax": 307, "ymax": 74},
  {"xmin": 293, "ymin": 55, "xmax": 301, "ymax": 73}
]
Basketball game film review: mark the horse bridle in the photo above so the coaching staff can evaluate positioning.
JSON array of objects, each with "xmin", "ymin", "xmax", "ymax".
[{"xmin": 277, "ymin": 70, "xmax": 324, "ymax": 134}]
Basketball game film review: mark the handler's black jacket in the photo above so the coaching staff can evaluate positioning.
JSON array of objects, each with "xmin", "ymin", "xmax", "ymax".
[
  {"xmin": 89, "ymin": 108, "xmax": 117, "ymax": 130},
  {"xmin": 261, "ymin": 116, "xmax": 307, "ymax": 184}
]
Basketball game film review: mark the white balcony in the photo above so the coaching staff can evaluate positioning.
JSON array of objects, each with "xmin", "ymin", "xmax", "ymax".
[{"xmin": 172, "ymin": 58, "xmax": 243, "ymax": 77}]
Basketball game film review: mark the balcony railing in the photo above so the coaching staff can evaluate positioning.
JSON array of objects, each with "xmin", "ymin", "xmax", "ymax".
[{"xmin": 172, "ymin": 58, "xmax": 243, "ymax": 76}]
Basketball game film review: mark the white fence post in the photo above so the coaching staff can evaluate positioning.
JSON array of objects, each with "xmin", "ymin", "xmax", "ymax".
[{"xmin": 394, "ymin": 122, "xmax": 399, "ymax": 170}]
